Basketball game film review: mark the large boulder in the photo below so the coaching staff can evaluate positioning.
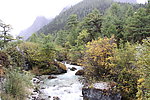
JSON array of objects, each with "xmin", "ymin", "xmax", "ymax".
[
  {"xmin": 82, "ymin": 82, "xmax": 121, "ymax": 100},
  {"xmin": 52, "ymin": 61, "xmax": 67, "ymax": 75},
  {"xmin": 31, "ymin": 61, "xmax": 67, "ymax": 75}
]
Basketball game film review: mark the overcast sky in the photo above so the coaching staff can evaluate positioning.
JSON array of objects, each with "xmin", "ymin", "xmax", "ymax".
[
  {"xmin": 0, "ymin": 0, "xmax": 82, "ymax": 37},
  {"xmin": 0, "ymin": 0, "xmax": 147, "ymax": 37}
]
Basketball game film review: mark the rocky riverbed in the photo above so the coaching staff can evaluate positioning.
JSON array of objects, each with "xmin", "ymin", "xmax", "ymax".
[
  {"xmin": 30, "ymin": 64, "xmax": 84, "ymax": 100},
  {"xmin": 29, "ymin": 63, "xmax": 122, "ymax": 100}
]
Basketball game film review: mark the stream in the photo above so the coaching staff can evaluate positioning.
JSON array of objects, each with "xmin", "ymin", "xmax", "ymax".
[{"xmin": 38, "ymin": 64, "xmax": 83, "ymax": 100}]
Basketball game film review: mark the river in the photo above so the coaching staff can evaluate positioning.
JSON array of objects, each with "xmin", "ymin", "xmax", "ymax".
[{"xmin": 38, "ymin": 64, "xmax": 83, "ymax": 100}]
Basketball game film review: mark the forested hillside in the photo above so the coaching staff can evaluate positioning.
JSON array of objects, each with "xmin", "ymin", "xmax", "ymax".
[
  {"xmin": 37, "ymin": 0, "xmax": 141, "ymax": 35},
  {"xmin": 37, "ymin": 0, "xmax": 113, "ymax": 35}
]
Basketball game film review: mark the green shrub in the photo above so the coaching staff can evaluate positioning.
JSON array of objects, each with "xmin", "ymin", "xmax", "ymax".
[
  {"xmin": 82, "ymin": 36, "xmax": 116, "ymax": 81},
  {"xmin": 0, "ymin": 51, "xmax": 10, "ymax": 68},
  {"xmin": 5, "ymin": 46, "xmax": 24, "ymax": 68},
  {"xmin": 1, "ymin": 68, "xmax": 33, "ymax": 100},
  {"xmin": 136, "ymin": 38, "xmax": 150, "ymax": 100},
  {"xmin": 82, "ymin": 38, "xmax": 139, "ymax": 99},
  {"xmin": 112, "ymin": 42, "xmax": 138, "ymax": 100}
]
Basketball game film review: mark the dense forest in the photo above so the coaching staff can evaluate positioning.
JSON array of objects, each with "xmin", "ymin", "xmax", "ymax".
[{"xmin": 0, "ymin": 0, "xmax": 150, "ymax": 100}]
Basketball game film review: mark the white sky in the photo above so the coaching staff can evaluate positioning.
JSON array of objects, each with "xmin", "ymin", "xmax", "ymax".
[
  {"xmin": 137, "ymin": 0, "xmax": 147, "ymax": 4},
  {"xmin": 0, "ymin": 0, "xmax": 82, "ymax": 37},
  {"xmin": 0, "ymin": 0, "xmax": 147, "ymax": 37}
]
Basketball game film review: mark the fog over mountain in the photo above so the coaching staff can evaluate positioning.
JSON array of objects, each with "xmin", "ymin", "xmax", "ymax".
[
  {"xmin": 19, "ymin": 16, "xmax": 51, "ymax": 40},
  {"xmin": 114, "ymin": 0, "xmax": 137, "ymax": 3}
]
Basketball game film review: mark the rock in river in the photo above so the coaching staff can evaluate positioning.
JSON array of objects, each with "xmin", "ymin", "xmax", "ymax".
[
  {"xmin": 52, "ymin": 61, "xmax": 67, "ymax": 75},
  {"xmin": 82, "ymin": 82, "xmax": 122, "ymax": 100},
  {"xmin": 75, "ymin": 70, "xmax": 84, "ymax": 76},
  {"xmin": 48, "ymin": 75, "xmax": 57, "ymax": 79},
  {"xmin": 70, "ymin": 67, "xmax": 77, "ymax": 71}
]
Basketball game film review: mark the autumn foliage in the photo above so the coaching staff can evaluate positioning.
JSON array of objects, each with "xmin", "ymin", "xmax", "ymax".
[{"xmin": 82, "ymin": 36, "xmax": 116, "ymax": 80}]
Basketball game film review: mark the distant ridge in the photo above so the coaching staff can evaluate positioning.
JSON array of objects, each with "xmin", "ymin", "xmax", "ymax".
[{"xmin": 19, "ymin": 16, "xmax": 51, "ymax": 40}]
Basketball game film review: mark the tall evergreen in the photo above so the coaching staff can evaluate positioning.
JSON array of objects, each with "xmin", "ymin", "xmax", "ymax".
[
  {"xmin": 66, "ymin": 14, "xmax": 79, "ymax": 47},
  {"xmin": 125, "ymin": 7, "xmax": 150, "ymax": 43},
  {"xmin": 81, "ymin": 9, "xmax": 103, "ymax": 41},
  {"xmin": 0, "ymin": 20, "xmax": 13, "ymax": 49},
  {"xmin": 102, "ymin": 3, "xmax": 125, "ymax": 45}
]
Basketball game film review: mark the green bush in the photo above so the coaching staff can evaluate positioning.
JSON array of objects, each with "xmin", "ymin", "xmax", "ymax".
[
  {"xmin": 136, "ymin": 38, "xmax": 150, "ymax": 100},
  {"xmin": 82, "ymin": 36, "xmax": 116, "ymax": 82},
  {"xmin": 1, "ymin": 68, "xmax": 33, "ymax": 100},
  {"xmin": 0, "ymin": 51, "xmax": 9, "ymax": 68},
  {"xmin": 83, "ymin": 38, "xmax": 139, "ymax": 99},
  {"xmin": 111, "ymin": 42, "xmax": 138, "ymax": 100},
  {"xmin": 5, "ymin": 46, "xmax": 24, "ymax": 68}
]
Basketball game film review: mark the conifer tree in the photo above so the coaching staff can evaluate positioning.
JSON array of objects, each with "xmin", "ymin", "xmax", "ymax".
[
  {"xmin": 81, "ymin": 9, "xmax": 103, "ymax": 41},
  {"xmin": 0, "ymin": 20, "xmax": 13, "ymax": 49},
  {"xmin": 125, "ymin": 7, "xmax": 150, "ymax": 43}
]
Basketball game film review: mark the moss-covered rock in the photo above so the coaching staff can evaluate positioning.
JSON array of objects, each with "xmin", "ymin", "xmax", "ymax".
[
  {"xmin": 31, "ymin": 61, "xmax": 67, "ymax": 75},
  {"xmin": 52, "ymin": 61, "xmax": 67, "ymax": 75}
]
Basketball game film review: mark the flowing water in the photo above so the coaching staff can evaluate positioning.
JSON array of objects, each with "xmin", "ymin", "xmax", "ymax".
[{"xmin": 39, "ymin": 64, "xmax": 83, "ymax": 100}]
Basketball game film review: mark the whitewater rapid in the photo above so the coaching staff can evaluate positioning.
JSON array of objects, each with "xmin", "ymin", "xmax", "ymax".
[{"xmin": 40, "ymin": 64, "xmax": 83, "ymax": 100}]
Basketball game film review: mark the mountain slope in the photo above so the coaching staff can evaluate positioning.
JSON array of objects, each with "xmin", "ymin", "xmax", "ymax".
[
  {"xmin": 19, "ymin": 16, "xmax": 51, "ymax": 40},
  {"xmin": 37, "ymin": 0, "xmax": 114, "ymax": 35},
  {"xmin": 37, "ymin": 0, "xmax": 138, "ymax": 35}
]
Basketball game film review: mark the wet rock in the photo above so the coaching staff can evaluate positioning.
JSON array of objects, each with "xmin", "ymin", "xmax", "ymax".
[
  {"xmin": 82, "ymin": 82, "xmax": 121, "ymax": 100},
  {"xmin": 40, "ymin": 81, "xmax": 44, "ymax": 84},
  {"xmin": 48, "ymin": 96, "xmax": 51, "ymax": 98},
  {"xmin": 31, "ymin": 96, "xmax": 37, "ymax": 100},
  {"xmin": 35, "ymin": 75, "xmax": 41, "ymax": 79},
  {"xmin": 41, "ymin": 87, "xmax": 46, "ymax": 89},
  {"xmin": 37, "ymin": 93, "xmax": 49, "ymax": 100},
  {"xmin": 33, "ymin": 87, "xmax": 40, "ymax": 93},
  {"xmin": 53, "ymin": 96, "xmax": 60, "ymax": 100},
  {"xmin": 48, "ymin": 75, "xmax": 57, "ymax": 79},
  {"xmin": 52, "ymin": 61, "xmax": 67, "ymax": 75},
  {"xmin": 31, "ymin": 92, "xmax": 39, "ymax": 100},
  {"xmin": 75, "ymin": 70, "xmax": 84, "ymax": 76},
  {"xmin": 70, "ymin": 67, "xmax": 77, "ymax": 71},
  {"xmin": 32, "ymin": 78, "xmax": 41, "ymax": 84}
]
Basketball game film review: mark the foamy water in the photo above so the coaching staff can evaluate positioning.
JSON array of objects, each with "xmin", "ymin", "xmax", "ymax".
[{"xmin": 40, "ymin": 64, "xmax": 83, "ymax": 100}]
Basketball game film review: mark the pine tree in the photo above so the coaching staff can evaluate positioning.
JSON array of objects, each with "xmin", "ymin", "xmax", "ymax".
[
  {"xmin": 81, "ymin": 9, "xmax": 103, "ymax": 41},
  {"xmin": 66, "ymin": 14, "xmax": 79, "ymax": 46},
  {"xmin": 0, "ymin": 20, "xmax": 13, "ymax": 49},
  {"xmin": 102, "ymin": 3, "xmax": 124, "ymax": 45},
  {"xmin": 125, "ymin": 7, "xmax": 150, "ymax": 43}
]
